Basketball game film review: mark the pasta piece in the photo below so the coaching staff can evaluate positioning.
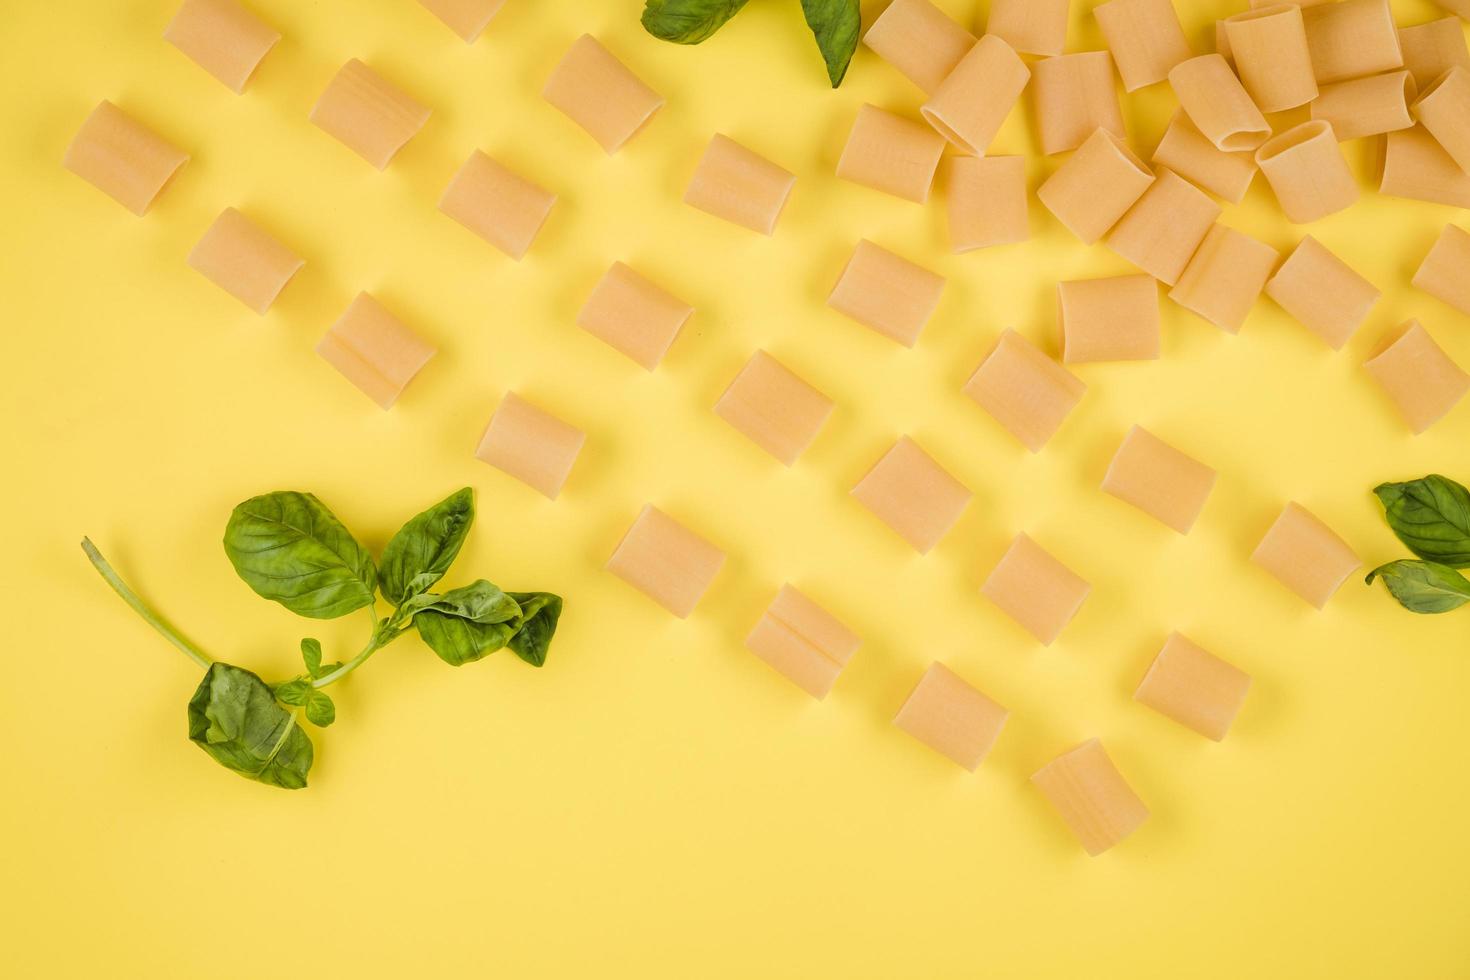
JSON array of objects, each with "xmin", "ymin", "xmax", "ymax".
[
  {"xmin": 1310, "ymin": 71, "xmax": 1417, "ymax": 140},
  {"xmin": 827, "ymin": 240, "xmax": 945, "ymax": 348},
  {"xmin": 745, "ymin": 585, "xmax": 861, "ymax": 700},
  {"xmin": 981, "ymin": 533, "xmax": 1090, "ymax": 645},
  {"xmin": 186, "ymin": 207, "xmax": 303, "ymax": 314},
  {"xmin": 1254, "ymin": 121, "xmax": 1359, "ymax": 224},
  {"xmin": 947, "ymin": 155, "xmax": 1029, "ymax": 252},
  {"xmin": 163, "ymin": 0, "xmax": 279, "ymax": 93},
  {"xmin": 1057, "ymin": 274, "xmax": 1160, "ymax": 363},
  {"xmin": 62, "ymin": 101, "xmax": 189, "ymax": 216},
  {"xmin": 987, "ymin": 0, "xmax": 1069, "ymax": 57},
  {"xmin": 1412, "ymin": 66, "xmax": 1470, "ymax": 173},
  {"xmin": 1169, "ymin": 225, "xmax": 1278, "ymax": 333},
  {"xmin": 1106, "ymin": 169, "xmax": 1222, "ymax": 286},
  {"xmin": 1101, "ymin": 425, "xmax": 1217, "ymax": 534},
  {"xmin": 1379, "ymin": 126, "xmax": 1470, "ymax": 208},
  {"xmin": 1037, "ymin": 127, "xmax": 1154, "ymax": 245},
  {"xmin": 416, "ymin": 0, "xmax": 505, "ymax": 43},
  {"xmin": 1443, "ymin": 0, "xmax": 1470, "ymax": 18},
  {"xmin": 1302, "ymin": 0, "xmax": 1403, "ymax": 86},
  {"xmin": 1250, "ymin": 502, "xmax": 1360, "ymax": 608},
  {"xmin": 684, "ymin": 133, "xmax": 795, "ymax": 234},
  {"xmin": 1168, "ymin": 54, "xmax": 1270, "ymax": 152},
  {"xmin": 308, "ymin": 59, "xmax": 430, "ymax": 170},
  {"xmin": 1399, "ymin": 17, "xmax": 1470, "ymax": 90},
  {"xmin": 1033, "ymin": 52, "xmax": 1126, "ymax": 155},
  {"xmin": 1264, "ymin": 236, "xmax": 1379, "ymax": 349},
  {"xmin": 439, "ymin": 150, "xmax": 557, "ymax": 259},
  {"xmin": 474, "ymin": 392, "xmax": 585, "ymax": 499},
  {"xmin": 963, "ymin": 329, "xmax": 1087, "ymax": 452},
  {"xmin": 542, "ymin": 35, "xmax": 662, "ymax": 154},
  {"xmin": 1223, "ymin": 5, "xmax": 1317, "ymax": 112},
  {"xmin": 850, "ymin": 436, "xmax": 971, "ymax": 554},
  {"xmin": 862, "ymin": 0, "xmax": 976, "ymax": 94},
  {"xmin": 315, "ymin": 293, "xmax": 435, "ymax": 410},
  {"xmin": 1135, "ymin": 633, "xmax": 1250, "ymax": 742},
  {"xmin": 1363, "ymin": 320, "xmax": 1470, "ymax": 434},
  {"xmin": 714, "ymin": 350, "xmax": 834, "ymax": 465},
  {"xmin": 1412, "ymin": 224, "xmax": 1470, "ymax": 315},
  {"xmin": 1094, "ymin": 0, "xmax": 1193, "ymax": 93},
  {"xmin": 893, "ymin": 663, "xmax": 1008, "ymax": 770},
  {"xmin": 920, "ymin": 34, "xmax": 1030, "ymax": 155},
  {"xmin": 1031, "ymin": 739, "xmax": 1149, "ymax": 857},
  {"xmin": 1152, "ymin": 111, "xmax": 1257, "ymax": 203},
  {"xmin": 836, "ymin": 104, "xmax": 945, "ymax": 203},
  {"xmin": 1215, "ymin": 20, "xmax": 1233, "ymax": 64},
  {"xmin": 606, "ymin": 506, "xmax": 725, "ymax": 618},
  {"xmin": 577, "ymin": 262, "xmax": 693, "ymax": 371}
]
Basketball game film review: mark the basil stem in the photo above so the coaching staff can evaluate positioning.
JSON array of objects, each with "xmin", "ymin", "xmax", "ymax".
[{"xmin": 81, "ymin": 537, "xmax": 213, "ymax": 670}]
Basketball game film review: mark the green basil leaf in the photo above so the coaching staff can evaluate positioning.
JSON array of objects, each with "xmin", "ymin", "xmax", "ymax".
[
  {"xmin": 273, "ymin": 678, "xmax": 312, "ymax": 706},
  {"xmin": 223, "ymin": 491, "xmax": 377, "ymax": 619},
  {"xmin": 800, "ymin": 0, "xmax": 859, "ymax": 87},
  {"xmin": 301, "ymin": 638, "xmax": 323, "ymax": 677},
  {"xmin": 316, "ymin": 661, "xmax": 345, "ymax": 677},
  {"xmin": 414, "ymin": 610, "xmax": 516, "ymax": 666},
  {"xmin": 378, "ymin": 487, "xmax": 475, "ymax": 606},
  {"xmin": 506, "ymin": 592, "xmax": 562, "ymax": 667},
  {"xmin": 403, "ymin": 580, "xmax": 522, "ymax": 624},
  {"xmin": 187, "ymin": 663, "xmax": 313, "ymax": 789},
  {"xmin": 1365, "ymin": 560, "xmax": 1470, "ymax": 614},
  {"xmin": 1374, "ymin": 475, "xmax": 1470, "ymax": 568},
  {"xmin": 305, "ymin": 691, "xmax": 336, "ymax": 728},
  {"xmin": 641, "ymin": 0, "xmax": 749, "ymax": 43}
]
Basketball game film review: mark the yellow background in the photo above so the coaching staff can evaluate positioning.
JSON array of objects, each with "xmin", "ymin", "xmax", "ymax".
[{"xmin": 3, "ymin": 0, "xmax": 1469, "ymax": 976}]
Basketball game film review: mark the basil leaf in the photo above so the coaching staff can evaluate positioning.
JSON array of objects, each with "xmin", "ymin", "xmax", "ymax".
[
  {"xmin": 641, "ymin": 0, "xmax": 749, "ymax": 43},
  {"xmin": 273, "ymin": 678, "xmax": 312, "ymax": 706},
  {"xmin": 507, "ymin": 592, "xmax": 562, "ymax": 667},
  {"xmin": 403, "ymin": 580, "xmax": 522, "ymax": 624},
  {"xmin": 415, "ymin": 611, "xmax": 516, "ymax": 666},
  {"xmin": 301, "ymin": 638, "xmax": 323, "ymax": 678},
  {"xmin": 223, "ymin": 492, "xmax": 377, "ymax": 619},
  {"xmin": 187, "ymin": 663, "xmax": 313, "ymax": 789},
  {"xmin": 1365, "ymin": 560, "xmax": 1470, "ymax": 614},
  {"xmin": 1374, "ymin": 475, "xmax": 1470, "ymax": 568},
  {"xmin": 378, "ymin": 487, "xmax": 475, "ymax": 606},
  {"xmin": 304, "ymin": 691, "xmax": 336, "ymax": 728},
  {"xmin": 800, "ymin": 0, "xmax": 859, "ymax": 87}
]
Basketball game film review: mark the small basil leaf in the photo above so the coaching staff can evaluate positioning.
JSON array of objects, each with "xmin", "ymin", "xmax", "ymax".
[
  {"xmin": 415, "ymin": 610, "xmax": 516, "ymax": 666},
  {"xmin": 223, "ymin": 491, "xmax": 377, "ymax": 619},
  {"xmin": 273, "ymin": 678, "xmax": 312, "ymax": 706},
  {"xmin": 1374, "ymin": 475, "xmax": 1470, "ymax": 568},
  {"xmin": 1365, "ymin": 560, "xmax": 1470, "ymax": 614},
  {"xmin": 379, "ymin": 487, "xmax": 475, "ymax": 606},
  {"xmin": 507, "ymin": 592, "xmax": 562, "ymax": 667},
  {"xmin": 641, "ymin": 0, "xmax": 749, "ymax": 43},
  {"xmin": 315, "ymin": 661, "xmax": 345, "ymax": 677},
  {"xmin": 301, "ymin": 638, "xmax": 323, "ymax": 677},
  {"xmin": 305, "ymin": 691, "xmax": 336, "ymax": 728},
  {"xmin": 800, "ymin": 0, "xmax": 859, "ymax": 87},
  {"xmin": 403, "ymin": 580, "xmax": 522, "ymax": 624},
  {"xmin": 187, "ymin": 663, "xmax": 313, "ymax": 789}
]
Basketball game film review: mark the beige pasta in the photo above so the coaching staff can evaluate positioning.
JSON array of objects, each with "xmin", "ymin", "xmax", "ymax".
[
  {"xmin": 163, "ymin": 0, "xmax": 279, "ymax": 93},
  {"xmin": 1379, "ymin": 125, "xmax": 1470, "ymax": 208},
  {"xmin": 861, "ymin": 0, "xmax": 976, "ymax": 94},
  {"xmin": 745, "ymin": 585, "xmax": 861, "ymax": 700},
  {"xmin": 1399, "ymin": 17, "xmax": 1470, "ymax": 90},
  {"xmin": 1102, "ymin": 426, "xmax": 1217, "ymax": 534},
  {"xmin": 439, "ymin": 150, "xmax": 557, "ymax": 260},
  {"xmin": 416, "ymin": 0, "xmax": 505, "ymax": 42},
  {"xmin": 714, "ymin": 350, "xmax": 834, "ymax": 465},
  {"xmin": 1254, "ymin": 121, "xmax": 1359, "ymax": 223},
  {"xmin": 474, "ymin": 392, "xmax": 586, "ymax": 500},
  {"xmin": 541, "ymin": 35, "xmax": 663, "ymax": 154},
  {"xmin": 963, "ymin": 329, "xmax": 1087, "ymax": 452},
  {"xmin": 684, "ymin": 134, "xmax": 796, "ymax": 235},
  {"xmin": 1169, "ymin": 224, "xmax": 1279, "ymax": 333},
  {"xmin": 947, "ymin": 155, "xmax": 1029, "ymax": 252},
  {"xmin": 1412, "ymin": 224, "xmax": 1470, "ymax": 315},
  {"xmin": 62, "ymin": 101, "xmax": 189, "ymax": 216},
  {"xmin": 1031, "ymin": 739, "xmax": 1149, "ymax": 857},
  {"xmin": 1363, "ymin": 320, "xmax": 1470, "ymax": 434},
  {"xmin": 1265, "ymin": 236, "xmax": 1380, "ymax": 349},
  {"xmin": 893, "ymin": 663, "xmax": 1008, "ymax": 770},
  {"xmin": 921, "ymin": 34, "xmax": 1029, "ymax": 155},
  {"xmin": 836, "ymin": 104, "xmax": 946, "ymax": 203},
  {"xmin": 827, "ymin": 240, "xmax": 945, "ymax": 348},
  {"xmin": 1250, "ymin": 502, "xmax": 1360, "ymax": 608},
  {"xmin": 1037, "ymin": 127, "xmax": 1155, "ymax": 245},
  {"xmin": 1215, "ymin": 20, "xmax": 1233, "ymax": 64},
  {"xmin": 1106, "ymin": 169, "xmax": 1222, "ymax": 285},
  {"xmin": 577, "ymin": 262, "xmax": 693, "ymax": 371},
  {"xmin": 1442, "ymin": 0, "xmax": 1470, "ymax": 20},
  {"xmin": 1057, "ymin": 274, "xmax": 1160, "ymax": 363},
  {"xmin": 606, "ymin": 506, "xmax": 725, "ymax": 619},
  {"xmin": 1168, "ymin": 54, "xmax": 1270, "ymax": 152},
  {"xmin": 1134, "ymin": 633, "xmax": 1251, "ymax": 742},
  {"xmin": 1223, "ymin": 5, "xmax": 1317, "ymax": 112},
  {"xmin": 1302, "ymin": 0, "xmax": 1403, "ymax": 85},
  {"xmin": 1033, "ymin": 52, "xmax": 1126, "ymax": 155},
  {"xmin": 309, "ymin": 59, "xmax": 430, "ymax": 170},
  {"xmin": 1310, "ymin": 71, "xmax": 1417, "ymax": 140},
  {"xmin": 186, "ymin": 208, "xmax": 303, "ymax": 314},
  {"xmin": 315, "ymin": 293, "xmax": 436, "ymax": 410},
  {"xmin": 1094, "ymin": 0, "xmax": 1193, "ymax": 93},
  {"xmin": 987, "ymin": 0, "xmax": 1069, "ymax": 57},
  {"xmin": 981, "ymin": 533, "xmax": 1090, "ymax": 645},
  {"xmin": 1412, "ymin": 66, "xmax": 1470, "ymax": 173},
  {"xmin": 850, "ymin": 436, "xmax": 971, "ymax": 554},
  {"xmin": 1151, "ymin": 111, "xmax": 1257, "ymax": 203}
]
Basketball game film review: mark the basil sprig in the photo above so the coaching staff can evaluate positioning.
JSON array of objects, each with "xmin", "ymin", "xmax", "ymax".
[
  {"xmin": 642, "ymin": 0, "xmax": 860, "ymax": 88},
  {"xmin": 1367, "ymin": 474, "xmax": 1470, "ymax": 615}
]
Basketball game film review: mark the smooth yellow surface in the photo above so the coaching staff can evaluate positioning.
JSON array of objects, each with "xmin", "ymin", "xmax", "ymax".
[{"xmin": 3, "ymin": 1, "xmax": 1470, "ymax": 976}]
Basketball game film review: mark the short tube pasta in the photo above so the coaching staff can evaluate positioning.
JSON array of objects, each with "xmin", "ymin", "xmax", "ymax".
[
  {"xmin": 1379, "ymin": 126, "xmax": 1470, "ymax": 208},
  {"xmin": 1412, "ymin": 66, "xmax": 1470, "ymax": 174},
  {"xmin": 685, "ymin": 134, "xmax": 796, "ymax": 234},
  {"xmin": 438, "ymin": 150, "xmax": 557, "ymax": 259},
  {"xmin": 987, "ymin": 0, "xmax": 1069, "ymax": 57},
  {"xmin": 1031, "ymin": 739, "xmax": 1149, "ymax": 856},
  {"xmin": 827, "ymin": 240, "xmax": 945, "ymax": 348},
  {"xmin": 1094, "ymin": 0, "xmax": 1194, "ymax": 93},
  {"xmin": 1168, "ymin": 54, "xmax": 1270, "ymax": 152},
  {"xmin": 1412, "ymin": 224, "xmax": 1470, "ymax": 316},
  {"xmin": 308, "ymin": 59, "xmax": 431, "ymax": 171},
  {"xmin": 1106, "ymin": 169, "xmax": 1222, "ymax": 285},
  {"xmin": 1151, "ymin": 111, "xmax": 1257, "ymax": 202},
  {"xmin": 1265, "ymin": 236, "xmax": 1380, "ymax": 349},
  {"xmin": 921, "ymin": 34, "xmax": 1030, "ymax": 155},
  {"xmin": 1310, "ymin": 71, "xmax": 1417, "ymax": 141},
  {"xmin": 861, "ymin": 0, "xmax": 975, "ymax": 94},
  {"xmin": 1223, "ymin": 5, "xmax": 1318, "ymax": 112},
  {"xmin": 474, "ymin": 392, "xmax": 586, "ymax": 500},
  {"xmin": 1057, "ymin": 274, "xmax": 1160, "ymax": 363},
  {"xmin": 1032, "ymin": 51, "xmax": 1126, "ymax": 155},
  {"xmin": 186, "ymin": 208, "xmax": 303, "ymax": 314},
  {"xmin": 1254, "ymin": 121, "xmax": 1358, "ymax": 223},
  {"xmin": 62, "ymin": 101, "xmax": 189, "ymax": 216},
  {"xmin": 947, "ymin": 155, "xmax": 1029, "ymax": 252},
  {"xmin": 837, "ymin": 104, "xmax": 945, "ymax": 203},
  {"xmin": 541, "ymin": 34, "xmax": 663, "ymax": 154},
  {"xmin": 1398, "ymin": 17, "xmax": 1470, "ymax": 90},
  {"xmin": 1363, "ymin": 320, "xmax": 1470, "ymax": 434},
  {"xmin": 1169, "ymin": 224, "xmax": 1279, "ymax": 333},
  {"xmin": 1302, "ymin": 0, "xmax": 1404, "ymax": 85},
  {"xmin": 1037, "ymin": 127, "xmax": 1155, "ymax": 245},
  {"xmin": 163, "ymin": 0, "xmax": 280, "ymax": 93},
  {"xmin": 963, "ymin": 329, "xmax": 1087, "ymax": 452},
  {"xmin": 416, "ymin": 0, "xmax": 505, "ymax": 42},
  {"xmin": 315, "ymin": 293, "xmax": 436, "ymax": 410}
]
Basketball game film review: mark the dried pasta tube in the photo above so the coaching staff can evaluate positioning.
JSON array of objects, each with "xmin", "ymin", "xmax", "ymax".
[
  {"xmin": 1443, "ymin": 0, "xmax": 1470, "ymax": 20},
  {"xmin": 1032, "ymin": 52, "xmax": 1126, "ymax": 155},
  {"xmin": 1379, "ymin": 126, "xmax": 1470, "ymax": 207},
  {"xmin": 1169, "ymin": 224, "xmax": 1279, "ymax": 333},
  {"xmin": 1106, "ymin": 169, "xmax": 1222, "ymax": 285},
  {"xmin": 921, "ymin": 34, "xmax": 1030, "ymax": 155},
  {"xmin": 438, "ymin": 150, "xmax": 557, "ymax": 259},
  {"xmin": 1215, "ymin": 20, "xmax": 1233, "ymax": 64},
  {"xmin": 827, "ymin": 240, "xmax": 945, "ymax": 348},
  {"xmin": 1412, "ymin": 67, "xmax": 1470, "ymax": 173},
  {"xmin": 836, "ymin": 104, "xmax": 946, "ymax": 203},
  {"xmin": 309, "ymin": 60, "xmax": 430, "ymax": 170},
  {"xmin": 987, "ymin": 0, "xmax": 1069, "ymax": 57},
  {"xmin": 315, "ymin": 293, "xmax": 436, "ymax": 410},
  {"xmin": 541, "ymin": 35, "xmax": 663, "ymax": 154},
  {"xmin": 606, "ymin": 506, "xmax": 725, "ymax": 618},
  {"xmin": 416, "ymin": 0, "xmax": 505, "ymax": 42},
  {"xmin": 163, "ymin": 0, "xmax": 280, "ymax": 93},
  {"xmin": 1412, "ymin": 224, "xmax": 1470, "ymax": 315},
  {"xmin": 1223, "ymin": 5, "xmax": 1317, "ymax": 112},
  {"xmin": 1057, "ymin": 274, "xmax": 1160, "ymax": 363},
  {"xmin": 745, "ymin": 585, "xmax": 860, "ymax": 700},
  {"xmin": 1255, "ymin": 121, "xmax": 1359, "ymax": 223},
  {"xmin": 685, "ymin": 134, "xmax": 796, "ymax": 235},
  {"xmin": 981, "ymin": 533, "xmax": 1091, "ymax": 645},
  {"xmin": 62, "ymin": 101, "xmax": 189, "ymax": 216},
  {"xmin": 1168, "ymin": 54, "xmax": 1270, "ymax": 152},
  {"xmin": 1152, "ymin": 111, "xmax": 1257, "ymax": 202},
  {"xmin": 1251, "ymin": 502, "xmax": 1360, "ymax": 608},
  {"xmin": 1265, "ymin": 236, "xmax": 1379, "ymax": 349},
  {"xmin": 893, "ymin": 663, "xmax": 1008, "ymax": 769},
  {"xmin": 862, "ymin": 0, "xmax": 976, "ymax": 94},
  {"xmin": 1037, "ymin": 127, "xmax": 1154, "ymax": 245},
  {"xmin": 1310, "ymin": 71, "xmax": 1417, "ymax": 141},
  {"xmin": 1134, "ymin": 633, "xmax": 1251, "ymax": 742},
  {"xmin": 1101, "ymin": 425, "xmax": 1217, "ymax": 534},
  {"xmin": 1032, "ymin": 739, "xmax": 1149, "ymax": 857},
  {"xmin": 1302, "ymin": 0, "xmax": 1403, "ymax": 85},
  {"xmin": 1094, "ymin": 0, "xmax": 1193, "ymax": 93},
  {"xmin": 474, "ymin": 392, "xmax": 586, "ymax": 499},
  {"xmin": 947, "ymin": 155, "xmax": 1029, "ymax": 252},
  {"xmin": 1399, "ymin": 17, "xmax": 1470, "ymax": 90},
  {"xmin": 186, "ymin": 208, "xmax": 303, "ymax": 314},
  {"xmin": 714, "ymin": 350, "xmax": 834, "ymax": 465},
  {"xmin": 1363, "ymin": 320, "xmax": 1470, "ymax": 434},
  {"xmin": 963, "ymin": 329, "xmax": 1087, "ymax": 452},
  {"xmin": 850, "ymin": 437, "xmax": 971, "ymax": 554},
  {"xmin": 577, "ymin": 262, "xmax": 693, "ymax": 371}
]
